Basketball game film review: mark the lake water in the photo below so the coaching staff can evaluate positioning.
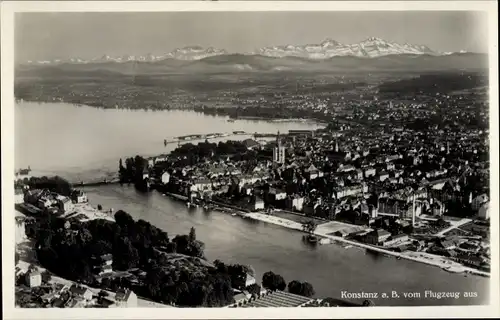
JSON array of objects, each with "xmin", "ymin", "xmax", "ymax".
[
  {"xmin": 15, "ymin": 102, "xmax": 323, "ymax": 181},
  {"xmin": 14, "ymin": 102, "xmax": 489, "ymax": 306}
]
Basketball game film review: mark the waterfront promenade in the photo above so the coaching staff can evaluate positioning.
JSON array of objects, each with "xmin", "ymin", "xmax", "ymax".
[
  {"xmin": 161, "ymin": 191, "xmax": 489, "ymax": 278},
  {"xmin": 242, "ymin": 211, "xmax": 490, "ymax": 278}
]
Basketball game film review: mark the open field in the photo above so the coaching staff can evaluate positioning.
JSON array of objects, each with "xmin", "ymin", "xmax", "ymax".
[
  {"xmin": 315, "ymin": 221, "xmax": 368, "ymax": 235},
  {"xmin": 270, "ymin": 210, "xmax": 327, "ymax": 225}
]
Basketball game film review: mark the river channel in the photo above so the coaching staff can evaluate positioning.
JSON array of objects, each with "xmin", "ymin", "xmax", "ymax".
[{"xmin": 15, "ymin": 102, "xmax": 489, "ymax": 306}]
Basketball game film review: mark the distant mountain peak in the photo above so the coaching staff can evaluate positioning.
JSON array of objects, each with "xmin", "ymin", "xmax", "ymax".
[
  {"xmin": 24, "ymin": 37, "xmax": 468, "ymax": 65},
  {"xmin": 321, "ymin": 38, "xmax": 341, "ymax": 46},
  {"xmin": 256, "ymin": 37, "xmax": 439, "ymax": 59},
  {"xmin": 181, "ymin": 45, "xmax": 204, "ymax": 50},
  {"xmin": 363, "ymin": 36, "xmax": 385, "ymax": 42}
]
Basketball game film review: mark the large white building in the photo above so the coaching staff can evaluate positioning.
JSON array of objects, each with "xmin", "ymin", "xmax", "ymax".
[
  {"xmin": 478, "ymin": 202, "xmax": 490, "ymax": 220},
  {"xmin": 25, "ymin": 270, "xmax": 42, "ymax": 288},
  {"xmin": 472, "ymin": 193, "xmax": 489, "ymax": 211},
  {"xmin": 15, "ymin": 216, "xmax": 27, "ymax": 244},
  {"xmin": 114, "ymin": 288, "xmax": 138, "ymax": 308}
]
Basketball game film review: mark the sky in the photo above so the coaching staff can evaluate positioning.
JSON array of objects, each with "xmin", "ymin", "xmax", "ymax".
[{"xmin": 15, "ymin": 11, "xmax": 488, "ymax": 61}]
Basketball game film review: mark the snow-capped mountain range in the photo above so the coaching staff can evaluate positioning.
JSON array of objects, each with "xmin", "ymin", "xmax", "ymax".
[
  {"xmin": 25, "ymin": 37, "xmax": 467, "ymax": 65},
  {"xmin": 255, "ymin": 37, "xmax": 438, "ymax": 59}
]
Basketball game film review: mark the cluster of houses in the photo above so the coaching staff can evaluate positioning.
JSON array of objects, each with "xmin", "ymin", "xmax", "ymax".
[
  {"xmin": 19, "ymin": 188, "xmax": 88, "ymax": 215},
  {"xmin": 154, "ymin": 123, "xmax": 489, "ymax": 228},
  {"xmin": 228, "ymin": 290, "xmax": 316, "ymax": 308},
  {"xmin": 16, "ymin": 263, "xmax": 137, "ymax": 308}
]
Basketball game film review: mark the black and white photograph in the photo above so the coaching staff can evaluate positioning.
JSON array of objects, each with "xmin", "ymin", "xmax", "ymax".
[{"xmin": 2, "ymin": 1, "xmax": 498, "ymax": 318}]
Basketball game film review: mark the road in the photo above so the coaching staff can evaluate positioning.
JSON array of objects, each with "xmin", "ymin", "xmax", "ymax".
[{"xmin": 435, "ymin": 218, "xmax": 473, "ymax": 236}]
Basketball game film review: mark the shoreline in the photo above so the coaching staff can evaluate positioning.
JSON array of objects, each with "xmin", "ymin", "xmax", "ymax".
[
  {"xmin": 240, "ymin": 211, "xmax": 490, "ymax": 278},
  {"xmin": 161, "ymin": 191, "xmax": 489, "ymax": 278},
  {"xmin": 16, "ymin": 100, "xmax": 329, "ymax": 125}
]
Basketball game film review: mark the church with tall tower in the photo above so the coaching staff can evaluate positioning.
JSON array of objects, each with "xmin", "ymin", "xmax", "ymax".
[{"xmin": 273, "ymin": 131, "xmax": 286, "ymax": 164}]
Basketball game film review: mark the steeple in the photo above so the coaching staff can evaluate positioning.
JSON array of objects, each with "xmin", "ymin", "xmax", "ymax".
[
  {"xmin": 412, "ymin": 194, "xmax": 416, "ymax": 226},
  {"xmin": 273, "ymin": 131, "xmax": 285, "ymax": 164}
]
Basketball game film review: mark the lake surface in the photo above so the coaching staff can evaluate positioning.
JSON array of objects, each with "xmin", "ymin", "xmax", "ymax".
[
  {"xmin": 15, "ymin": 102, "xmax": 323, "ymax": 181},
  {"xmin": 82, "ymin": 185, "xmax": 489, "ymax": 306},
  {"xmin": 15, "ymin": 101, "xmax": 489, "ymax": 306}
]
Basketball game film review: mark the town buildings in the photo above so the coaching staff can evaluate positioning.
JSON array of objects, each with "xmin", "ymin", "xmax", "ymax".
[
  {"xmin": 114, "ymin": 288, "xmax": 138, "ymax": 308},
  {"xmin": 478, "ymin": 202, "xmax": 490, "ymax": 220},
  {"xmin": 365, "ymin": 229, "xmax": 391, "ymax": 245},
  {"xmin": 15, "ymin": 216, "xmax": 27, "ymax": 244},
  {"xmin": 92, "ymin": 254, "xmax": 113, "ymax": 276},
  {"xmin": 229, "ymin": 290, "xmax": 315, "ymax": 308},
  {"xmin": 25, "ymin": 270, "xmax": 42, "ymax": 288}
]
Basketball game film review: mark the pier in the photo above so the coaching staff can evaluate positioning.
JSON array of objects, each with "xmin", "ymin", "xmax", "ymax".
[
  {"xmin": 163, "ymin": 131, "xmax": 249, "ymax": 145},
  {"xmin": 162, "ymin": 131, "xmax": 280, "ymax": 146},
  {"xmin": 70, "ymin": 178, "xmax": 120, "ymax": 187}
]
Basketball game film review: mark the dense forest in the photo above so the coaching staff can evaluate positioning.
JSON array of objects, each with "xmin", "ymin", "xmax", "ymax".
[
  {"xmin": 121, "ymin": 140, "xmax": 256, "ymax": 175},
  {"xmin": 28, "ymin": 209, "xmax": 244, "ymax": 306},
  {"xmin": 118, "ymin": 156, "xmax": 150, "ymax": 191},
  {"xmin": 26, "ymin": 208, "xmax": 318, "ymax": 307},
  {"xmin": 15, "ymin": 176, "xmax": 73, "ymax": 196}
]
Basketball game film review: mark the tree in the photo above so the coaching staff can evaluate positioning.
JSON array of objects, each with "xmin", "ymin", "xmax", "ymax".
[
  {"xmin": 189, "ymin": 227, "xmax": 197, "ymax": 242},
  {"xmin": 166, "ymin": 242, "xmax": 177, "ymax": 253},
  {"xmin": 287, "ymin": 280, "xmax": 302, "ymax": 295},
  {"xmin": 97, "ymin": 204, "xmax": 103, "ymax": 211},
  {"xmin": 78, "ymin": 228, "xmax": 93, "ymax": 245},
  {"xmin": 90, "ymin": 240, "xmax": 113, "ymax": 256},
  {"xmin": 301, "ymin": 282, "xmax": 315, "ymax": 297},
  {"xmin": 246, "ymin": 283, "xmax": 262, "ymax": 296},
  {"xmin": 288, "ymin": 280, "xmax": 315, "ymax": 297},
  {"xmin": 301, "ymin": 219, "xmax": 317, "ymax": 234},
  {"xmin": 115, "ymin": 210, "xmax": 135, "ymax": 228},
  {"xmin": 41, "ymin": 270, "xmax": 52, "ymax": 283},
  {"xmin": 262, "ymin": 271, "xmax": 286, "ymax": 291},
  {"xmin": 119, "ymin": 158, "xmax": 125, "ymax": 175},
  {"xmin": 172, "ymin": 235, "xmax": 190, "ymax": 255},
  {"xmin": 113, "ymin": 236, "xmax": 139, "ymax": 270},
  {"xmin": 436, "ymin": 218, "xmax": 447, "ymax": 228}
]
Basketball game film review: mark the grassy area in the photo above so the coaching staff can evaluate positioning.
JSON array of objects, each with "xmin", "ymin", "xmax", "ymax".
[
  {"xmin": 443, "ymin": 228, "xmax": 471, "ymax": 237},
  {"xmin": 271, "ymin": 210, "xmax": 327, "ymax": 226},
  {"xmin": 459, "ymin": 221, "xmax": 490, "ymax": 239}
]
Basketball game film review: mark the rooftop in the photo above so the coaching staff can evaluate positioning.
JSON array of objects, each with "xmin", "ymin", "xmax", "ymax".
[{"xmin": 239, "ymin": 290, "xmax": 313, "ymax": 308}]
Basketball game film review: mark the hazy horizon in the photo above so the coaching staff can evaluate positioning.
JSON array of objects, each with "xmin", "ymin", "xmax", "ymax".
[{"xmin": 16, "ymin": 11, "xmax": 488, "ymax": 61}]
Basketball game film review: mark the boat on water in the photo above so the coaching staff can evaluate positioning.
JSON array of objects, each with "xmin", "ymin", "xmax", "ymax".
[
  {"xmin": 319, "ymin": 238, "xmax": 332, "ymax": 245},
  {"xmin": 231, "ymin": 213, "xmax": 237, "ymax": 217},
  {"xmin": 306, "ymin": 235, "xmax": 319, "ymax": 244},
  {"xmin": 227, "ymin": 119, "xmax": 235, "ymax": 123},
  {"xmin": 344, "ymin": 245, "xmax": 353, "ymax": 249},
  {"xmin": 443, "ymin": 265, "xmax": 465, "ymax": 274}
]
